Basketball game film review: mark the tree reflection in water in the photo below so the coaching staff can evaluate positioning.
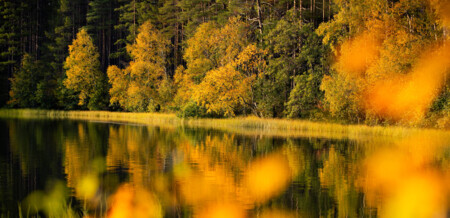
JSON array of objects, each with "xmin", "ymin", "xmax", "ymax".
[{"xmin": 1, "ymin": 119, "xmax": 449, "ymax": 217}]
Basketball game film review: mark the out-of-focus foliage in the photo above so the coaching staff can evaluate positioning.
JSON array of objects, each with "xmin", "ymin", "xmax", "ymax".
[{"xmin": 317, "ymin": 0, "xmax": 449, "ymax": 125}]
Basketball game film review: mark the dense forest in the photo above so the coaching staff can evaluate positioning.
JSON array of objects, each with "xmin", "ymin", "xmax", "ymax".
[{"xmin": 1, "ymin": 0, "xmax": 450, "ymax": 127}]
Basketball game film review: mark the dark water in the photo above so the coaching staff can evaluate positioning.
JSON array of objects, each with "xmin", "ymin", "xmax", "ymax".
[{"xmin": 0, "ymin": 118, "xmax": 449, "ymax": 217}]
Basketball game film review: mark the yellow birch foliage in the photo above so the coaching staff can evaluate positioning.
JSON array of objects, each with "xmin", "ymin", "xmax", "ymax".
[
  {"xmin": 177, "ymin": 18, "xmax": 248, "ymax": 100},
  {"xmin": 192, "ymin": 44, "xmax": 266, "ymax": 116},
  {"xmin": 182, "ymin": 17, "xmax": 248, "ymax": 85},
  {"xmin": 193, "ymin": 64, "xmax": 252, "ymax": 116},
  {"xmin": 177, "ymin": 17, "xmax": 265, "ymax": 116},
  {"xmin": 107, "ymin": 21, "xmax": 169, "ymax": 111},
  {"xmin": 107, "ymin": 65, "xmax": 128, "ymax": 107},
  {"xmin": 183, "ymin": 22, "xmax": 217, "ymax": 84},
  {"xmin": 63, "ymin": 28, "xmax": 102, "ymax": 106}
]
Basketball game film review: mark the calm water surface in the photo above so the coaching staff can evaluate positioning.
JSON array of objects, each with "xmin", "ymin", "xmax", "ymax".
[{"xmin": 0, "ymin": 118, "xmax": 449, "ymax": 217}]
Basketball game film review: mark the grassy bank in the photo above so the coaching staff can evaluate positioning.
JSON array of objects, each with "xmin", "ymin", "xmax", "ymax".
[{"xmin": 0, "ymin": 109, "xmax": 447, "ymax": 140}]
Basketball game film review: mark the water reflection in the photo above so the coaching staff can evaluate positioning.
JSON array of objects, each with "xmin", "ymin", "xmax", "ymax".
[
  {"xmin": 0, "ymin": 118, "xmax": 449, "ymax": 217},
  {"xmin": 360, "ymin": 133, "xmax": 450, "ymax": 218}
]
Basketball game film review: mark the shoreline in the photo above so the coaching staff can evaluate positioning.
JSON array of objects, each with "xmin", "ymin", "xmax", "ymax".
[{"xmin": 0, "ymin": 109, "xmax": 447, "ymax": 140}]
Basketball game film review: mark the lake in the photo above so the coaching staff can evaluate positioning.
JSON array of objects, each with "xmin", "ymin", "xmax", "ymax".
[{"xmin": 0, "ymin": 118, "xmax": 449, "ymax": 217}]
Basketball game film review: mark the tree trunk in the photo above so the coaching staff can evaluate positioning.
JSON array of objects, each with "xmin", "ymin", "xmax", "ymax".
[
  {"xmin": 328, "ymin": 0, "xmax": 331, "ymax": 20},
  {"xmin": 36, "ymin": 0, "xmax": 39, "ymax": 59},
  {"xmin": 256, "ymin": 0, "xmax": 263, "ymax": 42},
  {"xmin": 323, "ymin": 0, "xmax": 325, "ymax": 22},
  {"xmin": 300, "ymin": 0, "xmax": 302, "ymax": 21}
]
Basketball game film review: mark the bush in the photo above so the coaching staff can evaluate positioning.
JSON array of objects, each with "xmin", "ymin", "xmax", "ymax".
[{"xmin": 177, "ymin": 101, "xmax": 208, "ymax": 118}]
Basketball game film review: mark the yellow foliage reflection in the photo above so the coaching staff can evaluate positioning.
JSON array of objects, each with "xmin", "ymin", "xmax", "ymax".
[
  {"xmin": 64, "ymin": 124, "xmax": 104, "ymax": 203},
  {"xmin": 258, "ymin": 209, "xmax": 297, "ymax": 218},
  {"xmin": 172, "ymin": 133, "xmax": 301, "ymax": 216},
  {"xmin": 197, "ymin": 202, "xmax": 246, "ymax": 218},
  {"xmin": 15, "ymin": 119, "xmax": 450, "ymax": 217},
  {"xmin": 360, "ymin": 132, "xmax": 450, "ymax": 218},
  {"xmin": 382, "ymin": 173, "xmax": 446, "ymax": 218},
  {"xmin": 104, "ymin": 128, "xmax": 297, "ymax": 217}
]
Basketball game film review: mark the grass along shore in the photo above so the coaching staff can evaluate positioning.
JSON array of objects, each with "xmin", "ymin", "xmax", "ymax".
[{"xmin": 0, "ymin": 109, "xmax": 447, "ymax": 141}]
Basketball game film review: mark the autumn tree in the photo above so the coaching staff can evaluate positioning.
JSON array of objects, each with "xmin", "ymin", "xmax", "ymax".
[
  {"xmin": 177, "ymin": 17, "xmax": 266, "ymax": 117},
  {"xmin": 108, "ymin": 21, "xmax": 169, "ymax": 112},
  {"xmin": 107, "ymin": 65, "xmax": 128, "ymax": 109},
  {"xmin": 64, "ymin": 28, "xmax": 107, "ymax": 110},
  {"xmin": 317, "ymin": 0, "xmax": 444, "ymax": 123}
]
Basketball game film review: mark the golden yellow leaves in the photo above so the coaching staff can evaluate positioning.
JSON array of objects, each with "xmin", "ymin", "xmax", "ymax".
[
  {"xmin": 177, "ymin": 17, "xmax": 265, "ymax": 117},
  {"xmin": 233, "ymin": 44, "xmax": 267, "ymax": 76},
  {"xmin": 175, "ymin": 142, "xmax": 299, "ymax": 217},
  {"xmin": 108, "ymin": 21, "xmax": 169, "ymax": 111},
  {"xmin": 127, "ymin": 21, "xmax": 169, "ymax": 63},
  {"xmin": 193, "ymin": 65, "xmax": 253, "ymax": 116},
  {"xmin": 107, "ymin": 65, "xmax": 128, "ymax": 107},
  {"xmin": 192, "ymin": 44, "xmax": 266, "ymax": 116},
  {"xmin": 327, "ymin": 0, "xmax": 450, "ymax": 123},
  {"xmin": 63, "ymin": 28, "xmax": 102, "ymax": 106}
]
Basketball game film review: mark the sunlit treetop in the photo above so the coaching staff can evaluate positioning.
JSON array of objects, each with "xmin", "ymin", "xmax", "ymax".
[{"xmin": 63, "ymin": 28, "xmax": 102, "ymax": 107}]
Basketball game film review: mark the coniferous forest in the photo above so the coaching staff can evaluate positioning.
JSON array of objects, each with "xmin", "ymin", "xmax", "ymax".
[{"xmin": 2, "ymin": 0, "xmax": 450, "ymax": 127}]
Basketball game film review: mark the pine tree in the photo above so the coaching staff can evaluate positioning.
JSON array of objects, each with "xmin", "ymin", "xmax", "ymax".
[
  {"xmin": 8, "ymin": 54, "xmax": 38, "ymax": 107},
  {"xmin": 0, "ymin": 0, "xmax": 24, "ymax": 106},
  {"xmin": 112, "ymin": 0, "xmax": 160, "ymax": 67},
  {"xmin": 47, "ymin": 0, "xmax": 87, "ymax": 109},
  {"xmin": 159, "ymin": 0, "xmax": 183, "ymax": 75},
  {"xmin": 48, "ymin": 0, "xmax": 86, "ymax": 74},
  {"xmin": 87, "ymin": 0, "xmax": 117, "ymax": 71}
]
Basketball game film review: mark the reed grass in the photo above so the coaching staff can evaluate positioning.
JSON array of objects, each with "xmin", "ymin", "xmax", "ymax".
[{"xmin": 0, "ymin": 109, "xmax": 447, "ymax": 141}]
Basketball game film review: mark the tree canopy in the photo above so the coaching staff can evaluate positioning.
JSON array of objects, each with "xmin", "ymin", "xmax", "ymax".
[
  {"xmin": 2, "ymin": 0, "xmax": 450, "ymax": 127},
  {"xmin": 64, "ymin": 28, "xmax": 106, "ymax": 110}
]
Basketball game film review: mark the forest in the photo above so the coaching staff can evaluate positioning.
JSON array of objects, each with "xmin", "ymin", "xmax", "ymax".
[{"xmin": 1, "ymin": 0, "xmax": 450, "ymax": 127}]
